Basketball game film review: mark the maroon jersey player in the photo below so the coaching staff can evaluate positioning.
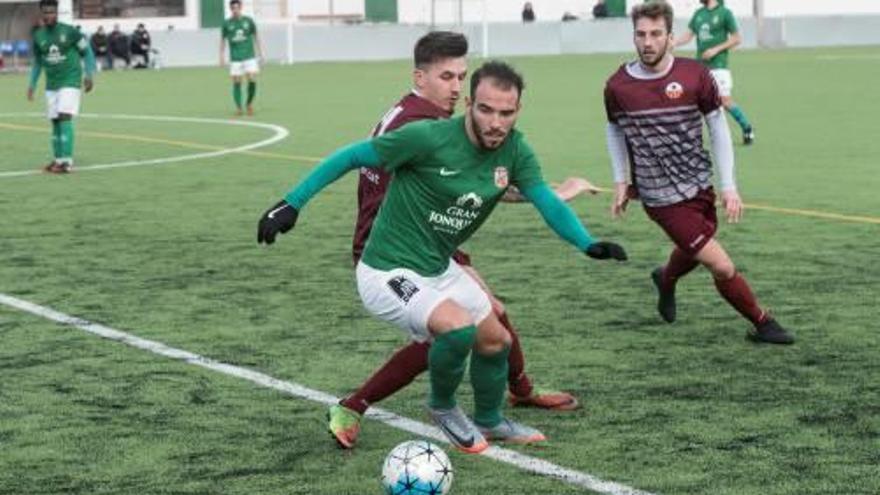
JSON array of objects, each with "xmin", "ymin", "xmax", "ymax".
[
  {"xmin": 604, "ymin": 1, "xmax": 794, "ymax": 344},
  {"xmin": 329, "ymin": 31, "xmax": 598, "ymax": 450}
]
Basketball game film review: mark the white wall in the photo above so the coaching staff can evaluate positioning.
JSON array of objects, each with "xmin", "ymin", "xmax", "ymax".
[
  {"xmin": 399, "ymin": 0, "xmax": 595, "ymax": 24},
  {"xmin": 396, "ymin": 0, "xmax": 880, "ymax": 25}
]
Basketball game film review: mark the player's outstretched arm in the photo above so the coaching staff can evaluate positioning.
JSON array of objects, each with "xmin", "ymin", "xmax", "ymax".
[
  {"xmin": 257, "ymin": 140, "xmax": 382, "ymax": 245},
  {"xmin": 501, "ymin": 177, "xmax": 600, "ymax": 203},
  {"xmin": 521, "ymin": 182, "xmax": 627, "ymax": 261},
  {"xmin": 674, "ymin": 30, "xmax": 695, "ymax": 49}
]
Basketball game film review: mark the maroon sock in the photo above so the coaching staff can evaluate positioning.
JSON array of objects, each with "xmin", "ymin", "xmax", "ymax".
[
  {"xmin": 498, "ymin": 312, "xmax": 533, "ymax": 398},
  {"xmin": 713, "ymin": 272, "xmax": 768, "ymax": 325},
  {"xmin": 340, "ymin": 341, "xmax": 430, "ymax": 415},
  {"xmin": 662, "ymin": 247, "xmax": 700, "ymax": 290}
]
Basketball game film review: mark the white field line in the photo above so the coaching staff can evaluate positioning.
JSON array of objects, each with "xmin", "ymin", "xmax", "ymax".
[
  {"xmin": 0, "ymin": 113, "xmax": 289, "ymax": 179},
  {"xmin": 0, "ymin": 293, "xmax": 657, "ymax": 495}
]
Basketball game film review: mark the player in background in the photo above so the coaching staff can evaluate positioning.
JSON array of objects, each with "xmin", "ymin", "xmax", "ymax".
[
  {"xmin": 26, "ymin": 0, "xmax": 96, "ymax": 174},
  {"xmin": 675, "ymin": 0, "xmax": 754, "ymax": 145},
  {"xmin": 604, "ymin": 1, "xmax": 793, "ymax": 344},
  {"xmin": 258, "ymin": 60, "xmax": 628, "ymax": 453},
  {"xmin": 330, "ymin": 31, "xmax": 599, "ymax": 450},
  {"xmin": 220, "ymin": 0, "xmax": 263, "ymax": 116}
]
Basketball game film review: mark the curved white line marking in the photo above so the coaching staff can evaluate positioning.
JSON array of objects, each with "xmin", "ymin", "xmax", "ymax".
[
  {"xmin": 0, "ymin": 293, "xmax": 656, "ymax": 495},
  {"xmin": 0, "ymin": 112, "xmax": 289, "ymax": 178}
]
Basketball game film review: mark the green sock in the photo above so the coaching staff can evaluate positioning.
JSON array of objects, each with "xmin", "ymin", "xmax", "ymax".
[
  {"xmin": 470, "ymin": 345, "xmax": 510, "ymax": 428},
  {"xmin": 233, "ymin": 83, "xmax": 243, "ymax": 109},
  {"xmin": 58, "ymin": 119, "xmax": 74, "ymax": 162},
  {"xmin": 428, "ymin": 326, "xmax": 476, "ymax": 410},
  {"xmin": 246, "ymin": 81, "xmax": 256, "ymax": 105},
  {"xmin": 727, "ymin": 105, "xmax": 752, "ymax": 132},
  {"xmin": 51, "ymin": 120, "xmax": 61, "ymax": 159}
]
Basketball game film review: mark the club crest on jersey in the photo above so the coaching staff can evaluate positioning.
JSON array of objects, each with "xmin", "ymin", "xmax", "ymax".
[
  {"xmin": 494, "ymin": 167, "xmax": 509, "ymax": 188},
  {"xmin": 456, "ymin": 192, "xmax": 483, "ymax": 210},
  {"xmin": 665, "ymin": 82, "xmax": 684, "ymax": 100}
]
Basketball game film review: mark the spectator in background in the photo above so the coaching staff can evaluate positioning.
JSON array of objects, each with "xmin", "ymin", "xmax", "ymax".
[
  {"xmin": 592, "ymin": 0, "xmax": 608, "ymax": 19},
  {"xmin": 109, "ymin": 24, "xmax": 130, "ymax": 68},
  {"xmin": 90, "ymin": 26, "xmax": 111, "ymax": 70},
  {"xmin": 521, "ymin": 2, "xmax": 535, "ymax": 22},
  {"xmin": 130, "ymin": 23, "xmax": 151, "ymax": 68}
]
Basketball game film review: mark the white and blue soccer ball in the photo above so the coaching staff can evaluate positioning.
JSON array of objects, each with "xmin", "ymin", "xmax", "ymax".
[{"xmin": 381, "ymin": 440, "xmax": 454, "ymax": 495}]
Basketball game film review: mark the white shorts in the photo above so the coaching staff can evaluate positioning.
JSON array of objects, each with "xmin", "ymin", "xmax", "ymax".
[
  {"xmin": 229, "ymin": 58, "xmax": 260, "ymax": 77},
  {"xmin": 710, "ymin": 69, "xmax": 733, "ymax": 97},
  {"xmin": 45, "ymin": 88, "xmax": 81, "ymax": 120},
  {"xmin": 356, "ymin": 259, "xmax": 493, "ymax": 342}
]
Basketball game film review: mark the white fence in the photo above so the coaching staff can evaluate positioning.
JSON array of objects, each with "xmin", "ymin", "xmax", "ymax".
[{"xmin": 150, "ymin": 15, "xmax": 880, "ymax": 68}]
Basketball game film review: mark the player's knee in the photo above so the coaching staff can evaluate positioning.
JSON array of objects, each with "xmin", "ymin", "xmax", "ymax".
[
  {"xmin": 474, "ymin": 317, "xmax": 511, "ymax": 354},
  {"xmin": 428, "ymin": 300, "xmax": 474, "ymax": 334},
  {"xmin": 709, "ymin": 260, "xmax": 736, "ymax": 280}
]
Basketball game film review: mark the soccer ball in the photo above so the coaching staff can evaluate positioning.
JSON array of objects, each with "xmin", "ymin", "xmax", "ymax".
[{"xmin": 381, "ymin": 440, "xmax": 454, "ymax": 495}]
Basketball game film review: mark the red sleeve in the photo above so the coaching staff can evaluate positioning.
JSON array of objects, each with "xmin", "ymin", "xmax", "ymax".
[
  {"xmin": 604, "ymin": 83, "xmax": 621, "ymax": 124},
  {"xmin": 698, "ymin": 66, "xmax": 723, "ymax": 114}
]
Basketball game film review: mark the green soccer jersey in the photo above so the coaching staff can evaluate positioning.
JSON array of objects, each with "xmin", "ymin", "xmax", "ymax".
[
  {"xmin": 688, "ymin": 4, "xmax": 738, "ymax": 69},
  {"xmin": 31, "ymin": 23, "xmax": 87, "ymax": 90},
  {"xmin": 362, "ymin": 116, "xmax": 544, "ymax": 276},
  {"xmin": 222, "ymin": 15, "xmax": 257, "ymax": 62}
]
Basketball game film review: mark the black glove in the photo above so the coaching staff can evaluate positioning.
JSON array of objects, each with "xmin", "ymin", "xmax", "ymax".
[
  {"xmin": 257, "ymin": 200, "xmax": 299, "ymax": 245},
  {"xmin": 585, "ymin": 241, "xmax": 628, "ymax": 261}
]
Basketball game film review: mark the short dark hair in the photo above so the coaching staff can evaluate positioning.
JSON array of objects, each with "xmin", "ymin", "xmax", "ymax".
[
  {"xmin": 470, "ymin": 60, "xmax": 525, "ymax": 99},
  {"xmin": 631, "ymin": 0, "xmax": 674, "ymax": 33},
  {"xmin": 39, "ymin": 0, "xmax": 58, "ymax": 9},
  {"xmin": 413, "ymin": 31, "xmax": 468, "ymax": 69},
  {"xmin": 229, "ymin": 0, "xmax": 241, "ymax": 6}
]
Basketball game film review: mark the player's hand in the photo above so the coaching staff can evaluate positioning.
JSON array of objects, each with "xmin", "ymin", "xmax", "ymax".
[
  {"xmin": 83, "ymin": 78, "xmax": 94, "ymax": 93},
  {"xmin": 257, "ymin": 200, "xmax": 299, "ymax": 245},
  {"xmin": 585, "ymin": 241, "xmax": 628, "ymax": 261},
  {"xmin": 720, "ymin": 189, "xmax": 743, "ymax": 223},
  {"xmin": 611, "ymin": 182, "xmax": 630, "ymax": 218},
  {"xmin": 566, "ymin": 177, "xmax": 601, "ymax": 195},
  {"xmin": 702, "ymin": 47, "xmax": 718, "ymax": 60},
  {"xmin": 26, "ymin": 87, "xmax": 34, "ymax": 101}
]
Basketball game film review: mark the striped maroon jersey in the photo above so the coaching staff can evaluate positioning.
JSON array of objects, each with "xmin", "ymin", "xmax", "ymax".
[
  {"xmin": 604, "ymin": 57, "xmax": 722, "ymax": 207},
  {"xmin": 352, "ymin": 92, "xmax": 451, "ymax": 263}
]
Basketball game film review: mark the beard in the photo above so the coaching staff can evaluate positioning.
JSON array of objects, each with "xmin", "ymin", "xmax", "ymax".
[
  {"xmin": 468, "ymin": 109, "xmax": 508, "ymax": 150},
  {"xmin": 638, "ymin": 40, "xmax": 669, "ymax": 67}
]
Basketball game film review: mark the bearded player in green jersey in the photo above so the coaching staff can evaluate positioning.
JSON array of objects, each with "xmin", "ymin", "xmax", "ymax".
[
  {"xmin": 675, "ymin": 0, "xmax": 754, "ymax": 145},
  {"xmin": 220, "ymin": 0, "xmax": 263, "ymax": 115},
  {"xmin": 26, "ymin": 0, "xmax": 96, "ymax": 174},
  {"xmin": 257, "ymin": 61, "xmax": 627, "ymax": 453}
]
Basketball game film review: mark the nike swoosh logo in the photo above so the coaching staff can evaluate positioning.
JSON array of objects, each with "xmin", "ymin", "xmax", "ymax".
[
  {"xmin": 436, "ymin": 421, "xmax": 474, "ymax": 447},
  {"xmin": 439, "ymin": 168, "xmax": 460, "ymax": 176},
  {"xmin": 267, "ymin": 205, "xmax": 286, "ymax": 219}
]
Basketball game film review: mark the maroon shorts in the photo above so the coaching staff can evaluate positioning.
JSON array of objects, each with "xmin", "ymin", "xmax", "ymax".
[
  {"xmin": 644, "ymin": 188, "xmax": 717, "ymax": 256},
  {"xmin": 451, "ymin": 250, "xmax": 472, "ymax": 267}
]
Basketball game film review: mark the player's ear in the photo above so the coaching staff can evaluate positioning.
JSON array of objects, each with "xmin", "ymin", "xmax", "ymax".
[{"xmin": 413, "ymin": 68, "xmax": 425, "ymax": 90}]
